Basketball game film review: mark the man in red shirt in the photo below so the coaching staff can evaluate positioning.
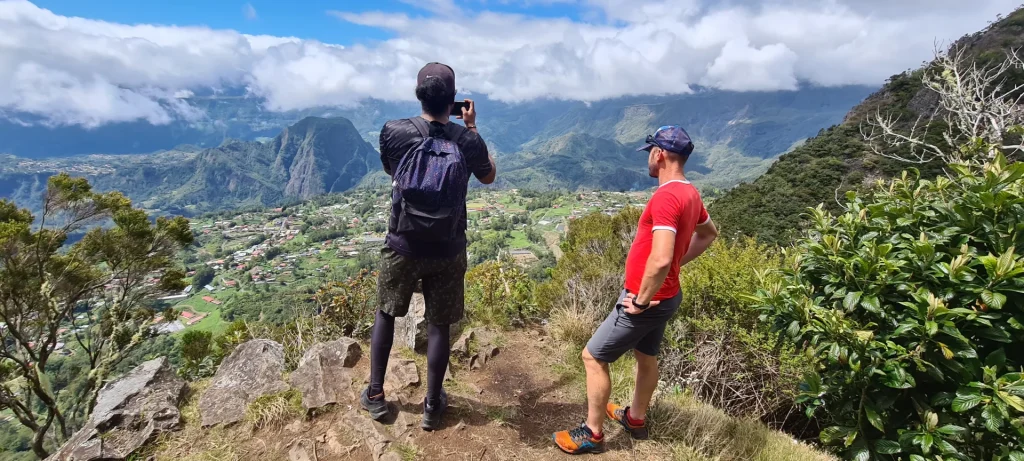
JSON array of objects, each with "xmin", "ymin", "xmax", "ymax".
[{"xmin": 553, "ymin": 126, "xmax": 719, "ymax": 454}]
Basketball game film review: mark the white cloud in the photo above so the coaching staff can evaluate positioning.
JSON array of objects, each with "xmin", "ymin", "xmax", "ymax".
[
  {"xmin": 243, "ymin": 3, "xmax": 258, "ymax": 21},
  {"xmin": 0, "ymin": 0, "xmax": 1020, "ymax": 127}
]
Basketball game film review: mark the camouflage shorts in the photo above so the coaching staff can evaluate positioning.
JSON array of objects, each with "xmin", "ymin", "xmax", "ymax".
[{"xmin": 377, "ymin": 247, "xmax": 467, "ymax": 325}]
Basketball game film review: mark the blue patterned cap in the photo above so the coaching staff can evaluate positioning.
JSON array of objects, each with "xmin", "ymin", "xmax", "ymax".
[{"xmin": 637, "ymin": 125, "xmax": 694, "ymax": 156}]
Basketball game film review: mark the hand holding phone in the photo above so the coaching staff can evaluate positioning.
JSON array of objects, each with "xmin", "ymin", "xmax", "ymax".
[
  {"xmin": 455, "ymin": 99, "xmax": 476, "ymax": 126},
  {"xmin": 452, "ymin": 101, "xmax": 469, "ymax": 119}
]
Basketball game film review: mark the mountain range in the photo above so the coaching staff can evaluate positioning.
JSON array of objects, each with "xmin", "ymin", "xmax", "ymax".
[{"xmin": 0, "ymin": 86, "xmax": 874, "ymax": 214}]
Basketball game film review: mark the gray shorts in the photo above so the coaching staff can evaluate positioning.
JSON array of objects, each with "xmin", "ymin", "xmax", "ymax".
[{"xmin": 586, "ymin": 289, "xmax": 682, "ymax": 363}]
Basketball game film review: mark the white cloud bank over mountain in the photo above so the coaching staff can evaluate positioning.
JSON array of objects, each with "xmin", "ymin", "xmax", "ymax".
[{"xmin": 0, "ymin": 0, "xmax": 1017, "ymax": 127}]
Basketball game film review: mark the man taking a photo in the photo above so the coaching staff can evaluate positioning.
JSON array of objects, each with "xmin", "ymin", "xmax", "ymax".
[
  {"xmin": 552, "ymin": 125, "xmax": 718, "ymax": 454},
  {"xmin": 361, "ymin": 62, "xmax": 496, "ymax": 431}
]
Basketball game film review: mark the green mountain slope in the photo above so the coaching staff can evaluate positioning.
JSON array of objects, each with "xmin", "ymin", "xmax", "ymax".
[
  {"xmin": 708, "ymin": 8, "xmax": 1024, "ymax": 245},
  {"xmin": 15, "ymin": 116, "xmax": 380, "ymax": 215}
]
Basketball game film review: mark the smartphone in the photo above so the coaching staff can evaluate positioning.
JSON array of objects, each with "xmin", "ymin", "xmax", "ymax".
[{"xmin": 452, "ymin": 101, "xmax": 469, "ymax": 118}]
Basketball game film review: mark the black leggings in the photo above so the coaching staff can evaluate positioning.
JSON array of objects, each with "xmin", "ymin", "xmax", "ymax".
[{"xmin": 368, "ymin": 310, "xmax": 450, "ymax": 405}]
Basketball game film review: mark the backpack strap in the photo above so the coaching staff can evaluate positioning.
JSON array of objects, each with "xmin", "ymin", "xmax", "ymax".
[{"xmin": 409, "ymin": 117, "xmax": 431, "ymax": 139}]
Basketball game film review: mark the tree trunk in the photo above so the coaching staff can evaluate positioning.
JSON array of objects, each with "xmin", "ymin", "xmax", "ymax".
[{"xmin": 31, "ymin": 413, "xmax": 54, "ymax": 460}]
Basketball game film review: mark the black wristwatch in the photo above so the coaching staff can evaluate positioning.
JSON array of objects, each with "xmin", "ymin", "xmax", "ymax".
[{"xmin": 633, "ymin": 300, "xmax": 651, "ymax": 310}]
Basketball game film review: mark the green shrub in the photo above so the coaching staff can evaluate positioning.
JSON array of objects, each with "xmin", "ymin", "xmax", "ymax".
[
  {"xmin": 538, "ymin": 208, "xmax": 640, "ymax": 347},
  {"xmin": 661, "ymin": 238, "xmax": 809, "ymax": 418},
  {"xmin": 177, "ymin": 330, "xmax": 216, "ymax": 381},
  {"xmin": 751, "ymin": 157, "xmax": 1024, "ymax": 460},
  {"xmin": 313, "ymin": 269, "xmax": 377, "ymax": 338},
  {"xmin": 465, "ymin": 255, "xmax": 537, "ymax": 328}
]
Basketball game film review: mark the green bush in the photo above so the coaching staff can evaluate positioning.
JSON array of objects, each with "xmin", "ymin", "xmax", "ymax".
[
  {"xmin": 313, "ymin": 269, "xmax": 378, "ymax": 339},
  {"xmin": 751, "ymin": 157, "xmax": 1024, "ymax": 460},
  {"xmin": 465, "ymin": 255, "xmax": 537, "ymax": 328},
  {"xmin": 538, "ymin": 208, "xmax": 640, "ymax": 347},
  {"xmin": 178, "ymin": 330, "xmax": 216, "ymax": 381},
  {"xmin": 660, "ymin": 238, "xmax": 809, "ymax": 419}
]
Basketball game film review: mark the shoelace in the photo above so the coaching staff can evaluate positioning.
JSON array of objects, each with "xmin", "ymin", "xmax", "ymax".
[{"xmin": 568, "ymin": 424, "xmax": 592, "ymax": 443}]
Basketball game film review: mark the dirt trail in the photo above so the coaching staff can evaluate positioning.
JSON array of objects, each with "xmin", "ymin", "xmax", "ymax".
[{"xmin": 237, "ymin": 330, "xmax": 664, "ymax": 461}]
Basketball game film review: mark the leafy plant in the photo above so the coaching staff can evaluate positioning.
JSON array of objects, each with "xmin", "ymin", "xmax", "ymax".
[
  {"xmin": 661, "ymin": 238, "xmax": 809, "ymax": 419},
  {"xmin": 313, "ymin": 269, "xmax": 377, "ymax": 338},
  {"xmin": 751, "ymin": 155, "xmax": 1024, "ymax": 460},
  {"xmin": 465, "ymin": 254, "xmax": 537, "ymax": 328}
]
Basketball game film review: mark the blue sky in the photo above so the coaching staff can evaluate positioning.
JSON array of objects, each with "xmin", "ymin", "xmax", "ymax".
[{"xmin": 30, "ymin": 0, "xmax": 586, "ymax": 45}]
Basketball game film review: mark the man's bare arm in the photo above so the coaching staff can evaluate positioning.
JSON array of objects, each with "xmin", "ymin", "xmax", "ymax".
[{"xmin": 680, "ymin": 218, "xmax": 718, "ymax": 267}]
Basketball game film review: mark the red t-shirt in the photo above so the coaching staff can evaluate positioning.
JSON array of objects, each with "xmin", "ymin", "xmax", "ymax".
[{"xmin": 624, "ymin": 180, "xmax": 710, "ymax": 301}]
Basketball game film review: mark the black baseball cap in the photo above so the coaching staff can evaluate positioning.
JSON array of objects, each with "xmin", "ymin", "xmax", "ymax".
[
  {"xmin": 637, "ymin": 125, "xmax": 694, "ymax": 156},
  {"xmin": 417, "ymin": 62, "xmax": 456, "ymax": 97}
]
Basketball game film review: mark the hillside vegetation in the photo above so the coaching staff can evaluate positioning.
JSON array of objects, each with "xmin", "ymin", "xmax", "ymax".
[{"xmin": 710, "ymin": 9, "xmax": 1024, "ymax": 245}]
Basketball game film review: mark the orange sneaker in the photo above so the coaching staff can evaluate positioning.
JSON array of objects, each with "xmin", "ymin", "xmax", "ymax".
[
  {"xmin": 607, "ymin": 403, "xmax": 649, "ymax": 440},
  {"xmin": 552, "ymin": 422, "xmax": 605, "ymax": 455}
]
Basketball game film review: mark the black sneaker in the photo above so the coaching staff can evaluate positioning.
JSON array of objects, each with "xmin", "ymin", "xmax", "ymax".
[
  {"xmin": 421, "ymin": 389, "xmax": 448, "ymax": 431},
  {"xmin": 361, "ymin": 387, "xmax": 390, "ymax": 421}
]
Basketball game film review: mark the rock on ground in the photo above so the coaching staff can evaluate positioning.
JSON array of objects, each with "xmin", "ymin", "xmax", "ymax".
[
  {"xmin": 291, "ymin": 338, "xmax": 362, "ymax": 410},
  {"xmin": 385, "ymin": 359, "xmax": 420, "ymax": 393},
  {"xmin": 199, "ymin": 339, "xmax": 290, "ymax": 427},
  {"xmin": 46, "ymin": 357, "xmax": 186, "ymax": 461},
  {"xmin": 451, "ymin": 328, "xmax": 475, "ymax": 357}
]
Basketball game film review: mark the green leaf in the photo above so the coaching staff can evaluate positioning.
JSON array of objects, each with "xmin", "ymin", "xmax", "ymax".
[
  {"xmin": 982, "ymin": 290, "xmax": 1007, "ymax": 310},
  {"xmin": 983, "ymin": 404, "xmax": 1004, "ymax": 432},
  {"xmin": 844, "ymin": 291, "xmax": 863, "ymax": 311},
  {"xmin": 986, "ymin": 348, "xmax": 1007, "ymax": 369},
  {"xmin": 820, "ymin": 426, "xmax": 851, "ymax": 445},
  {"xmin": 932, "ymin": 392, "xmax": 955, "ymax": 407},
  {"xmin": 875, "ymin": 439, "xmax": 902, "ymax": 455},
  {"xmin": 786, "ymin": 320, "xmax": 800, "ymax": 338},
  {"xmin": 934, "ymin": 438, "xmax": 957, "ymax": 454},
  {"xmin": 1007, "ymin": 451, "xmax": 1024, "ymax": 461},
  {"xmin": 909, "ymin": 455, "xmax": 926, "ymax": 461},
  {"xmin": 981, "ymin": 254, "xmax": 1000, "ymax": 278},
  {"xmin": 861, "ymin": 295, "xmax": 882, "ymax": 314},
  {"xmin": 865, "ymin": 401, "xmax": 884, "ymax": 432},
  {"xmin": 997, "ymin": 247, "xmax": 1016, "ymax": 277},
  {"xmin": 926, "ymin": 320, "xmax": 938, "ymax": 336},
  {"xmin": 952, "ymin": 393, "xmax": 983, "ymax": 412},
  {"xmin": 936, "ymin": 424, "xmax": 967, "ymax": 438},
  {"xmin": 998, "ymin": 391, "xmax": 1024, "ymax": 412},
  {"xmin": 894, "ymin": 321, "xmax": 918, "ymax": 336},
  {"xmin": 848, "ymin": 444, "xmax": 870, "ymax": 461},
  {"xmin": 883, "ymin": 365, "xmax": 915, "ymax": 389}
]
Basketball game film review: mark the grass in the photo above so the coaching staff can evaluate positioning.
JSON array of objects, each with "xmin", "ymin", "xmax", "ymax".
[
  {"xmin": 146, "ymin": 380, "xmax": 246, "ymax": 461},
  {"xmin": 391, "ymin": 443, "xmax": 421, "ymax": 461},
  {"xmin": 552, "ymin": 346, "xmax": 836, "ymax": 461},
  {"xmin": 508, "ymin": 230, "xmax": 530, "ymax": 249},
  {"xmin": 187, "ymin": 309, "xmax": 227, "ymax": 335},
  {"xmin": 485, "ymin": 405, "xmax": 520, "ymax": 427},
  {"xmin": 244, "ymin": 388, "xmax": 304, "ymax": 431}
]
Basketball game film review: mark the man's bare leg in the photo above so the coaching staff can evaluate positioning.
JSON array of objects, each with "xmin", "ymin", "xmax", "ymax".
[
  {"xmin": 582, "ymin": 347, "xmax": 611, "ymax": 435},
  {"xmin": 630, "ymin": 349, "xmax": 659, "ymax": 420}
]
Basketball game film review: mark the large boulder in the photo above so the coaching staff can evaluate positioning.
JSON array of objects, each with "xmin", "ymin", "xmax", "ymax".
[
  {"xmin": 46, "ymin": 357, "xmax": 185, "ymax": 461},
  {"xmin": 393, "ymin": 293, "xmax": 464, "ymax": 353},
  {"xmin": 394, "ymin": 293, "xmax": 428, "ymax": 351},
  {"xmin": 290, "ymin": 338, "xmax": 362, "ymax": 410},
  {"xmin": 199, "ymin": 339, "xmax": 289, "ymax": 427}
]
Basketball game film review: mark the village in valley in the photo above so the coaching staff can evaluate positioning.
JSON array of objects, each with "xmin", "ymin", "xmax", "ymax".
[
  {"xmin": 137, "ymin": 188, "xmax": 651, "ymax": 339},
  {"xmin": 0, "ymin": 188, "xmax": 651, "ymax": 360}
]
